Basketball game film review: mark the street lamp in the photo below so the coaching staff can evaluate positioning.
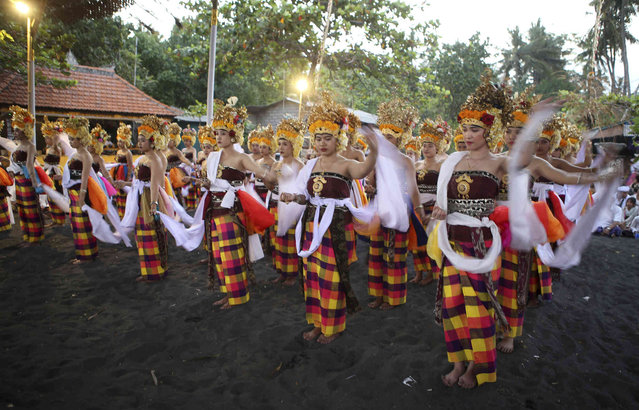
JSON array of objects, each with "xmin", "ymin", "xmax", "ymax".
[
  {"xmin": 296, "ymin": 78, "xmax": 308, "ymax": 120},
  {"xmin": 15, "ymin": 1, "xmax": 36, "ymax": 146}
]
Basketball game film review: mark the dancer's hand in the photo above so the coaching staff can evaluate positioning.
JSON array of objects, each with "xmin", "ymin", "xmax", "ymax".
[
  {"xmin": 360, "ymin": 125, "xmax": 378, "ymax": 154},
  {"xmin": 279, "ymin": 193, "xmax": 295, "ymax": 203},
  {"xmin": 431, "ymin": 205, "xmax": 446, "ymax": 220}
]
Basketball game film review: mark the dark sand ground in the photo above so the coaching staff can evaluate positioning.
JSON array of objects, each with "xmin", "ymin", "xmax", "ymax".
[{"xmin": 1, "ymin": 221, "xmax": 639, "ymax": 409}]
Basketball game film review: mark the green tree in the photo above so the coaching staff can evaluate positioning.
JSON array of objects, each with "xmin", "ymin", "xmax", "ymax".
[{"xmin": 429, "ymin": 34, "xmax": 491, "ymax": 123}]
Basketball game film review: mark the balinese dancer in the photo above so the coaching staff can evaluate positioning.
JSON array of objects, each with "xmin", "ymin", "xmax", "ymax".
[
  {"xmin": 203, "ymin": 98, "xmax": 276, "ymax": 309},
  {"xmin": 89, "ymin": 124, "xmax": 118, "ymax": 196},
  {"xmin": 271, "ymin": 118, "xmax": 305, "ymax": 285},
  {"xmin": 165, "ymin": 123, "xmax": 194, "ymax": 206},
  {"xmin": 120, "ymin": 116, "xmax": 171, "ymax": 282},
  {"xmin": 247, "ymin": 129, "xmax": 263, "ymax": 162},
  {"xmin": 181, "ymin": 127, "xmax": 200, "ymax": 209},
  {"xmin": 5, "ymin": 106, "xmax": 44, "ymax": 244},
  {"xmin": 61, "ymin": 117, "xmax": 102, "ymax": 262},
  {"xmin": 404, "ymin": 137, "xmax": 421, "ymax": 163},
  {"xmin": 453, "ymin": 127, "xmax": 466, "ymax": 151},
  {"xmin": 41, "ymin": 117, "xmax": 66, "ymax": 226},
  {"xmin": 367, "ymin": 99, "xmax": 424, "ymax": 310},
  {"xmin": 340, "ymin": 111, "xmax": 364, "ymax": 265},
  {"xmin": 409, "ymin": 118, "xmax": 449, "ymax": 286},
  {"xmin": 192, "ymin": 125, "xmax": 217, "ymax": 266},
  {"xmin": 255, "ymin": 125, "xmax": 278, "ymax": 259},
  {"xmin": 0, "ymin": 120, "xmax": 14, "ymax": 232},
  {"xmin": 111, "ymin": 123, "xmax": 134, "ymax": 218},
  {"xmin": 279, "ymin": 92, "xmax": 378, "ymax": 344},
  {"xmin": 341, "ymin": 112, "xmax": 365, "ymax": 163}
]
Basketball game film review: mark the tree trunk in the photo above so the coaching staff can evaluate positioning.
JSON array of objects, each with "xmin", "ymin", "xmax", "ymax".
[{"xmin": 620, "ymin": 0, "xmax": 631, "ymax": 95}]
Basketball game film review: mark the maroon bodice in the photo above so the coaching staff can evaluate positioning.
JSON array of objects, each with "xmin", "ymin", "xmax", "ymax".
[
  {"xmin": 416, "ymin": 169, "xmax": 438, "ymax": 194},
  {"xmin": 307, "ymin": 172, "xmax": 351, "ymax": 199}
]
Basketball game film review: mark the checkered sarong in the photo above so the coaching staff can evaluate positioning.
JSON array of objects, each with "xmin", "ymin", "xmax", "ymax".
[
  {"xmin": 528, "ymin": 251, "xmax": 552, "ymax": 301},
  {"xmin": 135, "ymin": 212, "xmax": 168, "ymax": 280},
  {"xmin": 367, "ymin": 227, "xmax": 409, "ymax": 306},
  {"xmin": 441, "ymin": 240, "xmax": 500, "ymax": 386},
  {"xmin": 497, "ymin": 248, "xmax": 524, "ymax": 338},
  {"xmin": 114, "ymin": 191, "xmax": 127, "ymax": 219},
  {"xmin": 412, "ymin": 246, "xmax": 440, "ymax": 280},
  {"xmin": 211, "ymin": 214, "xmax": 250, "ymax": 305},
  {"xmin": 185, "ymin": 182, "xmax": 200, "ymax": 209},
  {"xmin": 275, "ymin": 226, "xmax": 298, "ymax": 278},
  {"xmin": 302, "ymin": 218, "xmax": 346, "ymax": 336},
  {"xmin": 68, "ymin": 189, "xmax": 98, "ymax": 260},
  {"xmin": 345, "ymin": 222, "xmax": 357, "ymax": 265},
  {"xmin": 0, "ymin": 197, "xmax": 11, "ymax": 232},
  {"xmin": 14, "ymin": 174, "xmax": 44, "ymax": 242}
]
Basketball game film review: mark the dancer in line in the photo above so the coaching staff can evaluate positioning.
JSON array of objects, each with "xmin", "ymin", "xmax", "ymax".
[
  {"xmin": 280, "ymin": 93, "xmax": 378, "ymax": 344},
  {"xmin": 41, "ymin": 117, "xmax": 66, "ymax": 226},
  {"xmin": 111, "ymin": 123, "xmax": 134, "ymax": 219},
  {"xmin": 181, "ymin": 127, "xmax": 200, "ymax": 209}
]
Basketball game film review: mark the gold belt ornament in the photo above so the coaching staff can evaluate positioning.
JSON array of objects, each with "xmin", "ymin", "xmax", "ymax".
[
  {"xmin": 312, "ymin": 175, "xmax": 327, "ymax": 195},
  {"xmin": 455, "ymin": 173, "xmax": 473, "ymax": 199}
]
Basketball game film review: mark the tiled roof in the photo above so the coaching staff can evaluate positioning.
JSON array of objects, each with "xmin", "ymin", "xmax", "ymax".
[{"xmin": 0, "ymin": 65, "xmax": 182, "ymax": 118}]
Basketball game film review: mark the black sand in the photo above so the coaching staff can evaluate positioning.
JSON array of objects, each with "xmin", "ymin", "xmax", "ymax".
[{"xmin": 1, "ymin": 223, "xmax": 638, "ymax": 409}]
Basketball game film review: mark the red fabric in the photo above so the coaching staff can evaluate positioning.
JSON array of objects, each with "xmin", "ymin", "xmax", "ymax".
[
  {"xmin": 35, "ymin": 166, "xmax": 53, "ymax": 187},
  {"xmin": 0, "ymin": 167, "xmax": 12, "ymax": 186},
  {"xmin": 547, "ymin": 190, "xmax": 573, "ymax": 235},
  {"xmin": 237, "ymin": 190, "xmax": 275, "ymax": 234}
]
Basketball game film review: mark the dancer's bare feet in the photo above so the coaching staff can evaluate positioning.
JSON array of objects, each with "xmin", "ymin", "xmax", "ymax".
[
  {"xmin": 379, "ymin": 302, "xmax": 395, "ymax": 311},
  {"xmin": 271, "ymin": 275, "xmax": 284, "ymax": 284},
  {"xmin": 441, "ymin": 362, "xmax": 465, "ymax": 387},
  {"xmin": 72, "ymin": 258, "xmax": 90, "ymax": 265},
  {"xmin": 213, "ymin": 296, "xmax": 229, "ymax": 306},
  {"xmin": 219, "ymin": 301, "xmax": 232, "ymax": 310},
  {"xmin": 497, "ymin": 337, "xmax": 515, "ymax": 353},
  {"xmin": 135, "ymin": 276, "xmax": 156, "ymax": 283},
  {"xmin": 199, "ymin": 258, "xmax": 208, "ymax": 265},
  {"xmin": 303, "ymin": 327, "xmax": 321, "ymax": 341},
  {"xmin": 419, "ymin": 271, "xmax": 434, "ymax": 286},
  {"xmin": 368, "ymin": 297, "xmax": 383, "ymax": 309},
  {"xmin": 458, "ymin": 362, "xmax": 477, "ymax": 389},
  {"xmin": 409, "ymin": 272, "xmax": 423, "ymax": 284},
  {"xmin": 283, "ymin": 277, "xmax": 297, "ymax": 286},
  {"xmin": 527, "ymin": 295, "xmax": 540, "ymax": 308},
  {"xmin": 317, "ymin": 333, "xmax": 340, "ymax": 344}
]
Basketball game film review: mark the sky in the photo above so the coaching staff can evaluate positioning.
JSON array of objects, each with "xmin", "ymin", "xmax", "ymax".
[{"xmin": 116, "ymin": 0, "xmax": 639, "ymax": 91}]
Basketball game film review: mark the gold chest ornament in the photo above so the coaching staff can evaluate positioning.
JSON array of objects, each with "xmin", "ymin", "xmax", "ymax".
[
  {"xmin": 417, "ymin": 169, "xmax": 427, "ymax": 180},
  {"xmin": 455, "ymin": 173, "xmax": 473, "ymax": 199},
  {"xmin": 216, "ymin": 163, "xmax": 223, "ymax": 178},
  {"xmin": 312, "ymin": 175, "xmax": 327, "ymax": 196}
]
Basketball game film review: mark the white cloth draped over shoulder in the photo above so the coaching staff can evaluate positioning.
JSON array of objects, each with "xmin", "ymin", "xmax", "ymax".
[
  {"xmin": 276, "ymin": 161, "xmax": 305, "ymax": 237},
  {"xmin": 507, "ymin": 109, "xmax": 619, "ymax": 268},
  {"xmin": 564, "ymin": 136, "xmax": 597, "ymax": 222}
]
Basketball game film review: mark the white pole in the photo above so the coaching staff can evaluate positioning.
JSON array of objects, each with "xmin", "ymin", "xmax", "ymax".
[
  {"xmin": 134, "ymin": 36, "xmax": 138, "ymax": 87},
  {"xmin": 206, "ymin": 1, "xmax": 219, "ymax": 124},
  {"xmin": 27, "ymin": 16, "xmax": 36, "ymax": 146}
]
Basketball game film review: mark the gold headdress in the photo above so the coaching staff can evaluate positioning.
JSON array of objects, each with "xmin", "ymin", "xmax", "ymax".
[
  {"xmin": 249, "ymin": 124, "xmax": 276, "ymax": 152},
  {"xmin": 354, "ymin": 136, "xmax": 368, "ymax": 151},
  {"xmin": 419, "ymin": 117, "xmax": 451, "ymax": 153},
  {"xmin": 167, "ymin": 122, "xmax": 182, "ymax": 146},
  {"xmin": 346, "ymin": 111, "xmax": 362, "ymax": 146},
  {"xmin": 41, "ymin": 116, "xmax": 63, "ymax": 138},
  {"xmin": 540, "ymin": 114, "xmax": 565, "ymax": 152},
  {"xmin": 116, "ymin": 122, "xmax": 133, "ymax": 147},
  {"xmin": 377, "ymin": 98, "xmax": 419, "ymax": 148},
  {"xmin": 557, "ymin": 121, "xmax": 582, "ymax": 158},
  {"xmin": 452, "ymin": 127, "xmax": 464, "ymax": 150},
  {"xmin": 90, "ymin": 123, "xmax": 110, "ymax": 154},
  {"xmin": 9, "ymin": 105, "xmax": 35, "ymax": 139},
  {"xmin": 276, "ymin": 118, "xmax": 305, "ymax": 158},
  {"xmin": 457, "ymin": 70, "xmax": 511, "ymax": 150},
  {"xmin": 307, "ymin": 91, "xmax": 349, "ymax": 151},
  {"xmin": 198, "ymin": 125, "xmax": 217, "ymax": 150},
  {"xmin": 506, "ymin": 86, "xmax": 541, "ymax": 128},
  {"xmin": 212, "ymin": 96, "xmax": 248, "ymax": 146},
  {"xmin": 404, "ymin": 137, "xmax": 421, "ymax": 155},
  {"xmin": 138, "ymin": 115, "xmax": 168, "ymax": 151},
  {"xmin": 63, "ymin": 116, "xmax": 91, "ymax": 146},
  {"xmin": 182, "ymin": 127, "xmax": 197, "ymax": 144}
]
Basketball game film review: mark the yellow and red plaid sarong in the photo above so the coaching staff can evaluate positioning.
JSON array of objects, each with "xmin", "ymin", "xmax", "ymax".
[
  {"xmin": 442, "ymin": 240, "xmax": 500, "ymax": 386},
  {"xmin": 497, "ymin": 248, "xmax": 524, "ymax": 338},
  {"xmin": 68, "ymin": 189, "xmax": 98, "ymax": 260},
  {"xmin": 211, "ymin": 214, "xmax": 250, "ymax": 305},
  {"xmin": 14, "ymin": 174, "xmax": 44, "ymax": 242},
  {"xmin": 0, "ymin": 197, "xmax": 11, "ymax": 232},
  {"xmin": 302, "ymin": 219, "xmax": 346, "ymax": 337},
  {"xmin": 135, "ymin": 212, "xmax": 168, "ymax": 280},
  {"xmin": 367, "ymin": 227, "xmax": 409, "ymax": 306},
  {"xmin": 528, "ymin": 250, "xmax": 552, "ymax": 301}
]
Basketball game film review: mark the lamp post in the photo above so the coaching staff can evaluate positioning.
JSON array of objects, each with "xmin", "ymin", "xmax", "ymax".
[
  {"xmin": 15, "ymin": 1, "xmax": 36, "ymax": 146},
  {"xmin": 296, "ymin": 78, "xmax": 308, "ymax": 120}
]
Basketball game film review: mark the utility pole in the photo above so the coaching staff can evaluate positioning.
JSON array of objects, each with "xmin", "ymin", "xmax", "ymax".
[{"xmin": 206, "ymin": 0, "xmax": 219, "ymax": 124}]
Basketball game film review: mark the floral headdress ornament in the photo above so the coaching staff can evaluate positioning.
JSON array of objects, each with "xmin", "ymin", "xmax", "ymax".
[
  {"xmin": 63, "ymin": 116, "xmax": 92, "ymax": 146},
  {"xmin": 9, "ymin": 105, "xmax": 35, "ymax": 138},
  {"xmin": 377, "ymin": 98, "xmax": 419, "ymax": 149},
  {"xmin": 182, "ymin": 127, "xmax": 197, "ymax": 144},
  {"xmin": 345, "ymin": 111, "xmax": 362, "ymax": 146},
  {"xmin": 457, "ymin": 69, "xmax": 512, "ymax": 150},
  {"xmin": 540, "ymin": 114, "xmax": 566, "ymax": 152},
  {"xmin": 247, "ymin": 124, "xmax": 276, "ymax": 152},
  {"xmin": 419, "ymin": 117, "xmax": 451, "ymax": 153},
  {"xmin": 41, "ymin": 116, "xmax": 64, "ymax": 137},
  {"xmin": 506, "ymin": 86, "xmax": 541, "ymax": 128},
  {"xmin": 116, "ymin": 122, "xmax": 133, "ymax": 147},
  {"xmin": 198, "ymin": 125, "xmax": 217, "ymax": 150},
  {"xmin": 167, "ymin": 122, "xmax": 182, "ymax": 146},
  {"xmin": 276, "ymin": 117, "xmax": 305, "ymax": 158},
  {"xmin": 90, "ymin": 123, "xmax": 110, "ymax": 154},
  {"xmin": 307, "ymin": 91, "xmax": 350, "ymax": 151},
  {"xmin": 212, "ymin": 96, "xmax": 248, "ymax": 146},
  {"xmin": 138, "ymin": 115, "xmax": 168, "ymax": 151}
]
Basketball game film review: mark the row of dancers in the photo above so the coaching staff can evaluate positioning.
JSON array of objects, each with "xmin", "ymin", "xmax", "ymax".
[{"xmin": 0, "ymin": 71, "xmax": 622, "ymax": 389}]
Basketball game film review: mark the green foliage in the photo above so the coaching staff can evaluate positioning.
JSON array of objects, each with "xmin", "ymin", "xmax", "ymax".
[{"xmin": 428, "ymin": 34, "xmax": 490, "ymax": 124}]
